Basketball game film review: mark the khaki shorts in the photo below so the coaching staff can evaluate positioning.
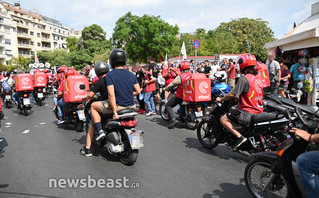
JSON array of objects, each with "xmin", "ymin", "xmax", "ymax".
[
  {"xmin": 228, "ymin": 78, "xmax": 235, "ymax": 90},
  {"xmin": 99, "ymin": 100, "xmax": 136, "ymax": 114}
]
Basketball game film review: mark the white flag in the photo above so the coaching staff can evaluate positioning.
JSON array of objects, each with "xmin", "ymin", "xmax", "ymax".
[
  {"xmin": 165, "ymin": 53, "xmax": 168, "ymax": 66},
  {"xmin": 181, "ymin": 41, "xmax": 187, "ymax": 60},
  {"xmin": 34, "ymin": 50, "xmax": 39, "ymax": 64}
]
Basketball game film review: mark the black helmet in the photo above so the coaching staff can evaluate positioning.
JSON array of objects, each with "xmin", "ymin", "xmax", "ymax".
[
  {"xmin": 4, "ymin": 71, "xmax": 10, "ymax": 77},
  {"xmin": 198, "ymin": 67, "xmax": 205, "ymax": 73},
  {"xmin": 109, "ymin": 49, "xmax": 126, "ymax": 67},
  {"xmin": 95, "ymin": 61, "xmax": 110, "ymax": 77},
  {"xmin": 13, "ymin": 69, "xmax": 18, "ymax": 74}
]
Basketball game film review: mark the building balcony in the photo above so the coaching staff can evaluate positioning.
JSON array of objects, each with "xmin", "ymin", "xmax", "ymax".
[
  {"xmin": 0, "ymin": 32, "xmax": 4, "ymax": 37},
  {"xmin": 42, "ymin": 46, "xmax": 51, "ymax": 51},
  {"xmin": 42, "ymin": 37, "xmax": 51, "ymax": 41},
  {"xmin": 18, "ymin": 43, "xmax": 32, "ymax": 49},
  {"xmin": 17, "ymin": 32, "xmax": 31, "ymax": 39},
  {"xmin": 19, "ymin": 54, "xmax": 31, "ymax": 58},
  {"xmin": 0, "ymin": 42, "xmax": 5, "ymax": 48},
  {"xmin": 0, "ymin": 54, "xmax": 6, "ymax": 59},
  {"xmin": 16, "ymin": 22, "xmax": 29, "ymax": 29}
]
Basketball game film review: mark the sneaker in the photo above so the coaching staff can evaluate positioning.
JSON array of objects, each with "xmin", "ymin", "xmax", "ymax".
[
  {"xmin": 168, "ymin": 120, "xmax": 178, "ymax": 129},
  {"xmin": 137, "ymin": 109, "xmax": 145, "ymax": 114},
  {"xmin": 79, "ymin": 147, "xmax": 92, "ymax": 157},
  {"xmin": 152, "ymin": 111, "xmax": 156, "ymax": 115},
  {"xmin": 145, "ymin": 111, "xmax": 153, "ymax": 116},
  {"xmin": 57, "ymin": 120, "xmax": 65, "ymax": 125},
  {"xmin": 232, "ymin": 136, "xmax": 247, "ymax": 149},
  {"xmin": 95, "ymin": 130, "xmax": 106, "ymax": 141}
]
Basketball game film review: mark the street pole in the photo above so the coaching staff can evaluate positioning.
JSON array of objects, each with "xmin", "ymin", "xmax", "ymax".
[{"xmin": 195, "ymin": 49, "xmax": 197, "ymax": 65}]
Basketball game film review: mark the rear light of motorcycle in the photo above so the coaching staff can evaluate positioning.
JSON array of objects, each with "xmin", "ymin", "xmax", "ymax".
[
  {"xmin": 277, "ymin": 149, "xmax": 285, "ymax": 157},
  {"xmin": 189, "ymin": 108, "xmax": 193, "ymax": 112},
  {"xmin": 39, "ymin": 88, "xmax": 42, "ymax": 92},
  {"xmin": 120, "ymin": 119, "xmax": 138, "ymax": 127},
  {"xmin": 23, "ymin": 94, "xmax": 28, "ymax": 98}
]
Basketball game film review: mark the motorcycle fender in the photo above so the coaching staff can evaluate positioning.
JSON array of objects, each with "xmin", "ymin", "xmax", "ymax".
[{"xmin": 253, "ymin": 152, "xmax": 277, "ymax": 164}]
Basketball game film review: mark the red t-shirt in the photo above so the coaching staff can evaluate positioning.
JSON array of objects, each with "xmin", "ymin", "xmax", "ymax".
[
  {"xmin": 162, "ymin": 66, "xmax": 179, "ymax": 86},
  {"xmin": 58, "ymin": 81, "xmax": 63, "ymax": 92},
  {"xmin": 228, "ymin": 64, "xmax": 236, "ymax": 79}
]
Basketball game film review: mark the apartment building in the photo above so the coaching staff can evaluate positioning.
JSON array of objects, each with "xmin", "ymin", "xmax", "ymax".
[{"xmin": 0, "ymin": 2, "xmax": 80, "ymax": 65}]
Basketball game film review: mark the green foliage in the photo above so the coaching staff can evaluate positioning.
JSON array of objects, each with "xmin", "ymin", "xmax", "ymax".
[
  {"xmin": 66, "ymin": 37, "xmax": 79, "ymax": 52},
  {"xmin": 7, "ymin": 54, "xmax": 31, "ymax": 70},
  {"xmin": 92, "ymin": 50, "xmax": 110, "ymax": 64},
  {"xmin": 69, "ymin": 50, "xmax": 92, "ymax": 69},
  {"xmin": 31, "ymin": 50, "xmax": 71, "ymax": 67},
  {"xmin": 113, "ymin": 12, "xmax": 179, "ymax": 62}
]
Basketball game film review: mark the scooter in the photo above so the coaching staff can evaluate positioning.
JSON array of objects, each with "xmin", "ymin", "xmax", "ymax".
[
  {"xmin": 33, "ymin": 87, "xmax": 45, "ymax": 106},
  {"xmin": 159, "ymin": 94, "xmax": 206, "ymax": 130},
  {"xmin": 17, "ymin": 91, "xmax": 32, "ymax": 116},
  {"xmin": 3, "ymin": 90, "xmax": 13, "ymax": 108},
  {"xmin": 54, "ymin": 102, "xmax": 86, "ymax": 132},
  {"xmin": 244, "ymin": 107, "xmax": 318, "ymax": 198}
]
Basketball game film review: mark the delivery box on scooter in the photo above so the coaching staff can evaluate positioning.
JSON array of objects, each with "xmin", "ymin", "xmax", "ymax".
[
  {"xmin": 257, "ymin": 62, "xmax": 270, "ymax": 88},
  {"xmin": 183, "ymin": 73, "xmax": 211, "ymax": 102},
  {"xmin": 15, "ymin": 73, "xmax": 34, "ymax": 92},
  {"xmin": 34, "ymin": 72, "xmax": 47, "ymax": 87},
  {"xmin": 62, "ymin": 75, "xmax": 90, "ymax": 103}
]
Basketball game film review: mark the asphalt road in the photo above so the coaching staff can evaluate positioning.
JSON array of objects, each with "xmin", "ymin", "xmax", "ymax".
[{"xmin": 0, "ymin": 95, "xmax": 252, "ymax": 198}]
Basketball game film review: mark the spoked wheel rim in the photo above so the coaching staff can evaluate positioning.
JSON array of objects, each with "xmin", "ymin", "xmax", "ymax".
[
  {"xmin": 159, "ymin": 102, "xmax": 169, "ymax": 121},
  {"xmin": 246, "ymin": 161, "xmax": 288, "ymax": 198},
  {"xmin": 197, "ymin": 120, "xmax": 218, "ymax": 149}
]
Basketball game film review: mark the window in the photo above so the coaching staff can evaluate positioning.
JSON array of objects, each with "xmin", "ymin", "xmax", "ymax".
[
  {"xmin": 4, "ymin": 39, "xmax": 10, "ymax": 45},
  {"xmin": 37, "ymin": 42, "xmax": 40, "ymax": 46},
  {"xmin": 31, "ymin": 41, "xmax": 34, "ymax": 45},
  {"xmin": 4, "ymin": 27, "xmax": 10, "ymax": 32},
  {"xmin": 37, "ymin": 33, "xmax": 40, "ymax": 37},
  {"xmin": 30, "ymin": 31, "xmax": 34, "ymax": 35}
]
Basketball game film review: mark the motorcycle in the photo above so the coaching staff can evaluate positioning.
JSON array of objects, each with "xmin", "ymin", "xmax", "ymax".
[
  {"xmin": 54, "ymin": 101, "xmax": 86, "ymax": 132},
  {"xmin": 196, "ymin": 99, "xmax": 290, "ymax": 155},
  {"xmin": 159, "ymin": 93, "xmax": 206, "ymax": 130},
  {"xmin": 244, "ymin": 107, "xmax": 318, "ymax": 198},
  {"xmin": 46, "ymin": 76, "xmax": 56, "ymax": 94},
  {"xmin": 86, "ymin": 104, "xmax": 144, "ymax": 165},
  {"xmin": 33, "ymin": 87, "xmax": 45, "ymax": 106},
  {"xmin": 17, "ymin": 91, "xmax": 32, "ymax": 116},
  {"xmin": 3, "ymin": 90, "xmax": 13, "ymax": 108}
]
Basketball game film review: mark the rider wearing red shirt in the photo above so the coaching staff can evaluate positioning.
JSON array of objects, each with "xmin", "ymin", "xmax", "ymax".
[{"xmin": 217, "ymin": 53, "xmax": 263, "ymax": 149}]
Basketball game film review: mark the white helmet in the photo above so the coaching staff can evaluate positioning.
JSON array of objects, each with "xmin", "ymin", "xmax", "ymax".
[{"xmin": 214, "ymin": 71, "xmax": 227, "ymax": 81}]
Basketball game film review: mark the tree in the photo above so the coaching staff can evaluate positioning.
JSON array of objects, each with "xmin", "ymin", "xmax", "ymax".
[
  {"xmin": 217, "ymin": 18, "xmax": 275, "ymax": 61},
  {"xmin": 69, "ymin": 50, "xmax": 92, "ymax": 69},
  {"xmin": 92, "ymin": 50, "xmax": 110, "ymax": 64},
  {"xmin": 112, "ymin": 13, "xmax": 179, "ymax": 62},
  {"xmin": 80, "ymin": 24, "xmax": 110, "ymax": 56},
  {"xmin": 31, "ymin": 50, "xmax": 71, "ymax": 67},
  {"xmin": 7, "ymin": 54, "xmax": 31, "ymax": 70},
  {"xmin": 66, "ymin": 37, "xmax": 79, "ymax": 52}
]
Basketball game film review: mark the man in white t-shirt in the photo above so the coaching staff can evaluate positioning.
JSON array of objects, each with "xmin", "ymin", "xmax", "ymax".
[
  {"xmin": 88, "ymin": 65, "xmax": 96, "ymax": 82},
  {"xmin": 267, "ymin": 55, "xmax": 281, "ymax": 94},
  {"xmin": 210, "ymin": 61, "xmax": 220, "ymax": 79}
]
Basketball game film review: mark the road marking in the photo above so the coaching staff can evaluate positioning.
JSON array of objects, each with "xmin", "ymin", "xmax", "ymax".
[
  {"xmin": 22, "ymin": 130, "xmax": 30, "ymax": 134},
  {"xmin": 39, "ymin": 122, "xmax": 46, "ymax": 125},
  {"xmin": 5, "ymin": 122, "xmax": 12, "ymax": 125}
]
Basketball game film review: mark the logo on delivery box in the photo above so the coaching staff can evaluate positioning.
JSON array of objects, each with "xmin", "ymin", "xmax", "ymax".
[
  {"xmin": 74, "ymin": 82, "xmax": 85, "ymax": 94},
  {"xmin": 21, "ymin": 77, "xmax": 30, "ymax": 85},
  {"xmin": 199, "ymin": 81, "xmax": 209, "ymax": 94},
  {"xmin": 37, "ymin": 76, "xmax": 45, "ymax": 83}
]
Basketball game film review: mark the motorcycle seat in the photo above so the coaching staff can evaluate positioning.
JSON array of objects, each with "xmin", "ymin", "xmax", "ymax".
[{"xmin": 252, "ymin": 112, "xmax": 285, "ymax": 123}]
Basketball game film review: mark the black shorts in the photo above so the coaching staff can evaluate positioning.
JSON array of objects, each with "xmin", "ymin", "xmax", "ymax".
[{"xmin": 226, "ymin": 108, "xmax": 241, "ymax": 124}]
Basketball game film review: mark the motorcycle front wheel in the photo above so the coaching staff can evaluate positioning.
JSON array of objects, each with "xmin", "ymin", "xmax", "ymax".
[
  {"xmin": 185, "ymin": 113, "xmax": 198, "ymax": 130},
  {"xmin": 159, "ymin": 102, "xmax": 169, "ymax": 121},
  {"xmin": 245, "ymin": 158, "xmax": 290, "ymax": 198},
  {"xmin": 196, "ymin": 120, "xmax": 219, "ymax": 149}
]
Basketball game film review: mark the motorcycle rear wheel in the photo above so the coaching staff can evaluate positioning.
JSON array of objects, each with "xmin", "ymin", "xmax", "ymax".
[
  {"xmin": 159, "ymin": 102, "xmax": 169, "ymax": 121},
  {"xmin": 197, "ymin": 120, "xmax": 219, "ymax": 149},
  {"xmin": 74, "ymin": 121, "xmax": 84, "ymax": 132},
  {"xmin": 23, "ymin": 106, "xmax": 28, "ymax": 116},
  {"xmin": 38, "ymin": 100, "xmax": 42, "ymax": 106},
  {"xmin": 120, "ymin": 149, "xmax": 138, "ymax": 166},
  {"xmin": 245, "ymin": 158, "xmax": 290, "ymax": 198},
  {"xmin": 185, "ymin": 113, "xmax": 198, "ymax": 130}
]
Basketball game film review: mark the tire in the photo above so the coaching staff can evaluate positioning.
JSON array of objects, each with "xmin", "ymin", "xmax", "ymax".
[
  {"xmin": 54, "ymin": 107, "xmax": 59, "ymax": 120},
  {"xmin": 120, "ymin": 149, "xmax": 138, "ymax": 166},
  {"xmin": 185, "ymin": 113, "xmax": 198, "ymax": 130},
  {"xmin": 23, "ymin": 106, "xmax": 28, "ymax": 116},
  {"xmin": 196, "ymin": 120, "xmax": 219, "ymax": 149},
  {"xmin": 5, "ymin": 101, "xmax": 10, "ymax": 108},
  {"xmin": 159, "ymin": 102, "xmax": 169, "ymax": 122},
  {"xmin": 75, "ymin": 121, "xmax": 84, "ymax": 132},
  {"xmin": 245, "ymin": 158, "xmax": 290, "ymax": 198},
  {"xmin": 38, "ymin": 100, "xmax": 42, "ymax": 106}
]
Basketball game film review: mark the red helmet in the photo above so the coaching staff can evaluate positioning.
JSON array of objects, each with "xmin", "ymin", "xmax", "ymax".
[
  {"xmin": 238, "ymin": 53, "xmax": 257, "ymax": 70},
  {"xmin": 43, "ymin": 69, "xmax": 47, "ymax": 73},
  {"xmin": 34, "ymin": 69, "xmax": 41, "ymax": 73},
  {"xmin": 59, "ymin": 65, "xmax": 67, "ymax": 73},
  {"xmin": 180, "ymin": 61, "xmax": 190, "ymax": 71},
  {"xmin": 65, "ymin": 69, "xmax": 75, "ymax": 77}
]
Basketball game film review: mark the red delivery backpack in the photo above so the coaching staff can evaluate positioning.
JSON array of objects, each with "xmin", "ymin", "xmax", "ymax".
[
  {"xmin": 257, "ymin": 62, "xmax": 270, "ymax": 88},
  {"xmin": 62, "ymin": 75, "xmax": 90, "ymax": 103},
  {"xmin": 34, "ymin": 72, "xmax": 47, "ymax": 87},
  {"xmin": 15, "ymin": 73, "xmax": 34, "ymax": 92},
  {"xmin": 183, "ymin": 73, "xmax": 211, "ymax": 102}
]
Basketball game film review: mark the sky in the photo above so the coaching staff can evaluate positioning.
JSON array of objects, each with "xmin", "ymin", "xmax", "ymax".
[{"xmin": 10, "ymin": 0, "xmax": 319, "ymax": 39}]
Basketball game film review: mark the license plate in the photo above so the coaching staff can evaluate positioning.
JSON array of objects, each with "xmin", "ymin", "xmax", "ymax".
[
  {"xmin": 195, "ymin": 111, "xmax": 203, "ymax": 117},
  {"xmin": 77, "ymin": 110, "xmax": 86, "ymax": 121},
  {"xmin": 130, "ymin": 130, "xmax": 144, "ymax": 149},
  {"xmin": 5, "ymin": 95, "xmax": 11, "ymax": 100},
  {"xmin": 38, "ymin": 93, "xmax": 44, "ymax": 98},
  {"xmin": 23, "ymin": 98, "xmax": 30, "ymax": 105}
]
